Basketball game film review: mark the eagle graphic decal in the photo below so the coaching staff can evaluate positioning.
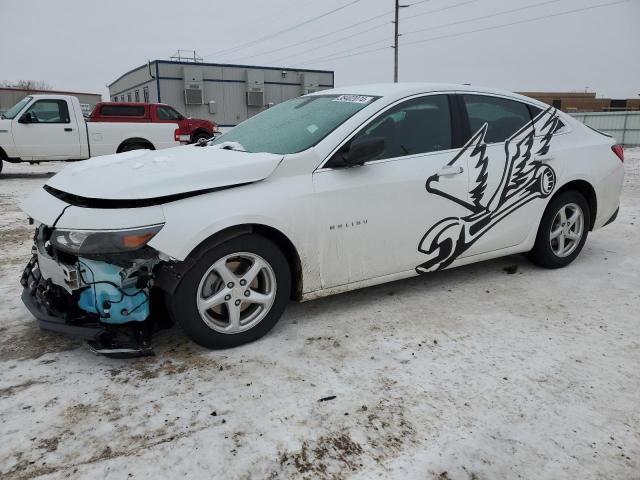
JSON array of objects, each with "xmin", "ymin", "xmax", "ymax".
[{"xmin": 416, "ymin": 107, "xmax": 560, "ymax": 274}]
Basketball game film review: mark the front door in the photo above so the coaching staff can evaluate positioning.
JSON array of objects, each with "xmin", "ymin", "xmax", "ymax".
[
  {"xmin": 312, "ymin": 93, "xmax": 471, "ymax": 288},
  {"xmin": 12, "ymin": 98, "xmax": 81, "ymax": 160}
]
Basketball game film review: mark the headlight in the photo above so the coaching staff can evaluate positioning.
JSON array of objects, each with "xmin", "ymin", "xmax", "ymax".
[{"xmin": 50, "ymin": 225, "xmax": 163, "ymax": 255}]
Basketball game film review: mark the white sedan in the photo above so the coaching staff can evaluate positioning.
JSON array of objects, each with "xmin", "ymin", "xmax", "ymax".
[{"xmin": 20, "ymin": 83, "xmax": 625, "ymax": 357}]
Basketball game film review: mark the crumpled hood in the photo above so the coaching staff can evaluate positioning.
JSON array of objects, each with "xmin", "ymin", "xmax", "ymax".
[{"xmin": 45, "ymin": 145, "xmax": 283, "ymax": 200}]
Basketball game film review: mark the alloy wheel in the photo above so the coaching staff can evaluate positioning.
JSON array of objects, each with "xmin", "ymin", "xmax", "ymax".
[
  {"xmin": 549, "ymin": 203, "xmax": 584, "ymax": 258},
  {"xmin": 196, "ymin": 252, "xmax": 277, "ymax": 334}
]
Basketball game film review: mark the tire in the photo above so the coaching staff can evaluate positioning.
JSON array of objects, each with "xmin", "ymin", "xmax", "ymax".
[
  {"xmin": 191, "ymin": 131, "xmax": 212, "ymax": 144},
  {"xmin": 0, "ymin": 159, "xmax": 3, "ymax": 175},
  {"xmin": 120, "ymin": 143, "xmax": 149, "ymax": 153},
  {"xmin": 528, "ymin": 190, "xmax": 590, "ymax": 269},
  {"xmin": 168, "ymin": 234, "xmax": 291, "ymax": 349}
]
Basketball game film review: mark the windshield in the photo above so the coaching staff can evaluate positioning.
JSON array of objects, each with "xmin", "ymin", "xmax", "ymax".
[
  {"xmin": 2, "ymin": 96, "xmax": 32, "ymax": 119},
  {"xmin": 210, "ymin": 94, "xmax": 378, "ymax": 154}
]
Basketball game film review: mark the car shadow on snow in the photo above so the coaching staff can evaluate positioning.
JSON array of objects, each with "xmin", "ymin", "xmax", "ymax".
[
  {"xmin": 6, "ymin": 252, "xmax": 570, "ymax": 364},
  {"xmin": 0, "ymin": 172, "xmax": 57, "ymax": 180}
]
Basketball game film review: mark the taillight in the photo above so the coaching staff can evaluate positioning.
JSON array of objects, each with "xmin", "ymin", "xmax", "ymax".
[
  {"xmin": 612, "ymin": 144, "xmax": 624, "ymax": 162},
  {"xmin": 174, "ymin": 128, "xmax": 180, "ymax": 142}
]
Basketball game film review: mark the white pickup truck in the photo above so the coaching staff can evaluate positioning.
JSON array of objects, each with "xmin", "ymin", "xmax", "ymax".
[{"xmin": 0, "ymin": 94, "xmax": 180, "ymax": 174}]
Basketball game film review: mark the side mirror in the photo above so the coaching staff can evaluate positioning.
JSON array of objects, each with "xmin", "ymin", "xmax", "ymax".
[
  {"xmin": 18, "ymin": 112, "xmax": 34, "ymax": 124},
  {"xmin": 339, "ymin": 136, "xmax": 385, "ymax": 167}
]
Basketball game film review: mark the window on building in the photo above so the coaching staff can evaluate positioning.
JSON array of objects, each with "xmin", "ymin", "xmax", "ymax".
[
  {"xmin": 463, "ymin": 95, "xmax": 532, "ymax": 143},
  {"xmin": 127, "ymin": 93, "xmax": 132, "ymax": 102},
  {"xmin": 346, "ymin": 95, "xmax": 452, "ymax": 162},
  {"xmin": 120, "ymin": 95, "xmax": 125, "ymax": 102},
  {"xmin": 143, "ymin": 86, "xmax": 149, "ymax": 103},
  {"xmin": 135, "ymin": 90, "xmax": 140, "ymax": 102},
  {"xmin": 25, "ymin": 99, "xmax": 70, "ymax": 123}
]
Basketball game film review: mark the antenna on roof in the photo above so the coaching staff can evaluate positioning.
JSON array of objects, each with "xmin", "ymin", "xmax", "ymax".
[{"xmin": 170, "ymin": 50, "xmax": 203, "ymax": 63}]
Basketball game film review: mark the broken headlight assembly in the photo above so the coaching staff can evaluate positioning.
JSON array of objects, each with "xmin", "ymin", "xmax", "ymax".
[{"xmin": 50, "ymin": 225, "xmax": 164, "ymax": 255}]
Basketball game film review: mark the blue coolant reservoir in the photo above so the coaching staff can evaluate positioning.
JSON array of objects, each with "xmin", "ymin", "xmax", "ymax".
[{"xmin": 77, "ymin": 258, "xmax": 149, "ymax": 324}]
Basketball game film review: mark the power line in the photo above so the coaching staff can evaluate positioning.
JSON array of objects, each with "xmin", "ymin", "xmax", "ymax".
[
  {"xmin": 245, "ymin": 20, "xmax": 391, "ymax": 65},
  {"xmin": 228, "ymin": 0, "xmax": 474, "ymax": 64},
  {"xmin": 400, "ymin": 0, "xmax": 629, "ymax": 48},
  {"xmin": 402, "ymin": 0, "xmax": 564, "ymax": 37},
  {"xmin": 268, "ymin": 0, "xmax": 478, "ymax": 66},
  {"xmin": 202, "ymin": 0, "xmax": 362, "ymax": 59},
  {"xmin": 295, "ymin": 0, "xmax": 628, "ymax": 67}
]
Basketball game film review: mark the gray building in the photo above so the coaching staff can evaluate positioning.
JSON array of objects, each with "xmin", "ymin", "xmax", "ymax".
[
  {"xmin": 0, "ymin": 87, "xmax": 102, "ymax": 116},
  {"xmin": 108, "ymin": 60, "xmax": 334, "ymax": 128}
]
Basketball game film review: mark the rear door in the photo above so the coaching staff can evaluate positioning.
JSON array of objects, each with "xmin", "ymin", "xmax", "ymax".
[
  {"xmin": 457, "ymin": 93, "xmax": 549, "ymax": 256},
  {"xmin": 12, "ymin": 98, "xmax": 81, "ymax": 160},
  {"xmin": 312, "ymin": 93, "xmax": 472, "ymax": 287}
]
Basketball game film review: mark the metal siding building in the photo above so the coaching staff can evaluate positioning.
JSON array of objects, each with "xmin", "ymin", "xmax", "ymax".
[
  {"xmin": 0, "ymin": 87, "xmax": 102, "ymax": 116},
  {"xmin": 108, "ymin": 60, "xmax": 334, "ymax": 128},
  {"xmin": 570, "ymin": 111, "xmax": 640, "ymax": 147}
]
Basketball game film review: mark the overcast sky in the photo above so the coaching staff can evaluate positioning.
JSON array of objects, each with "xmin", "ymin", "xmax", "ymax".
[{"xmin": 1, "ymin": 0, "xmax": 638, "ymax": 99}]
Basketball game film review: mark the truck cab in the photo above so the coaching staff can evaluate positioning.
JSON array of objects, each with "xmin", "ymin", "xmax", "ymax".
[
  {"xmin": 0, "ymin": 95, "xmax": 181, "ymax": 173},
  {"xmin": 0, "ymin": 95, "xmax": 85, "ymax": 161},
  {"xmin": 89, "ymin": 102, "xmax": 218, "ymax": 143}
]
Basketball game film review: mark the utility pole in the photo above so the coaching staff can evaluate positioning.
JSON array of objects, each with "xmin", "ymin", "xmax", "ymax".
[{"xmin": 393, "ymin": 0, "xmax": 409, "ymax": 83}]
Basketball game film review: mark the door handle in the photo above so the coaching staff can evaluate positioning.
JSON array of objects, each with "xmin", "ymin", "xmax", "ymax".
[
  {"xmin": 64, "ymin": 127, "xmax": 73, "ymax": 132},
  {"xmin": 438, "ymin": 165, "xmax": 464, "ymax": 176},
  {"xmin": 536, "ymin": 155, "xmax": 554, "ymax": 163}
]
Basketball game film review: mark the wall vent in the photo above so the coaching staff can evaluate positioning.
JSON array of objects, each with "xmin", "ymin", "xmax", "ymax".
[
  {"xmin": 246, "ymin": 70, "xmax": 265, "ymax": 107},
  {"xmin": 247, "ymin": 91, "xmax": 265, "ymax": 107},
  {"xmin": 185, "ymin": 86, "xmax": 203, "ymax": 105}
]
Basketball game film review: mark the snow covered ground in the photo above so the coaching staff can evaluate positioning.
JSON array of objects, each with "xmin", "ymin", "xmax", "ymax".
[{"xmin": 0, "ymin": 152, "xmax": 638, "ymax": 480}]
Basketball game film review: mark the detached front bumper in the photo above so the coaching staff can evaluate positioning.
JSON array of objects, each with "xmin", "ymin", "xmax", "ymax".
[{"xmin": 20, "ymin": 253, "xmax": 156, "ymax": 358}]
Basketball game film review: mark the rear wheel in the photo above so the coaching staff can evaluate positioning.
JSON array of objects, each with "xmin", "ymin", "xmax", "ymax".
[
  {"xmin": 529, "ymin": 191, "xmax": 590, "ymax": 268},
  {"xmin": 191, "ymin": 131, "xmax": 212, "ymax": 144},
  {"xmin": 0, "ymin": 159, "xmax": 3, "ymax": 175},
  {"xmin": 169, "ymin": 235, "xmax": 291, "ymax": 349},
  {"xmin": 120, "ymin": 142, "xmax": 150, "ymax": 153}
]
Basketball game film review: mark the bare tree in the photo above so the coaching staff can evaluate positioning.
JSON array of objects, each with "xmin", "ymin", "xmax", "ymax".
[{"xmin": 0, "ymin": 79, "xmax": 52, "ymax": 90}]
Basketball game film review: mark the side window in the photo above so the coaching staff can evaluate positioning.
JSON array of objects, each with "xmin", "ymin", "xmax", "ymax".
[
  {"xmin": 528, "ymin": 105, "xmax": 566, "ymax": 134},
  {"xmin": 156, "ymin": 106, "xmax": 182, "ymax": 121},
  {"xmin": 347, "ymin": 95, "xmax": 452, "ymax": 162},
  {"xmin": 463, "ymin": 95, "xmax": 531, "ymax": 143},
  {"xmin": 25, "ymin": 100, "xmax": 70, "ymax": 123},
  {"xmin": 100, "ymin": 105, "xmax": 145, "ymax": 117}
]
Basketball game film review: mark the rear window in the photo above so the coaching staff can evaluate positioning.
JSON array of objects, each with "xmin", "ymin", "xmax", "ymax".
[
  {"xmin": 463, "ymin": 95, "xmax": 532, "ymax": 143},
  {"xmin": 99, "ymin": 105, "xmax": 146, "ymax": 117}
]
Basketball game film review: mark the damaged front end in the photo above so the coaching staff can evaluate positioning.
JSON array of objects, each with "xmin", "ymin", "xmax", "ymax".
[{"xmin": 21, "ymin": 224, "xmax": 170, "ymax": 358}]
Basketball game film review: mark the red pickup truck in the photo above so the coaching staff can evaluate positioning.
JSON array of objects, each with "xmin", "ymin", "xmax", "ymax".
[{"xmin": 88, "ymin": 102, "xmax": 218, "ymax": 144}]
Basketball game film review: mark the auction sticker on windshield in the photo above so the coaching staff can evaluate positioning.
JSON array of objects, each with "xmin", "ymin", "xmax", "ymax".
[{"xmin": 333, "ymin": 95, "xmax": 374, "ymax": 104}]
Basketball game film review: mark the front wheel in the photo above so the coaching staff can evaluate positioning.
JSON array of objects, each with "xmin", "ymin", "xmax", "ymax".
[
  {"xmin": 528, "ymin": 191, "xmax": 590, "ymax": 269},
  {"xmin": 169, "ymin": 235, "xmax": 291, "ymax": 349}
]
